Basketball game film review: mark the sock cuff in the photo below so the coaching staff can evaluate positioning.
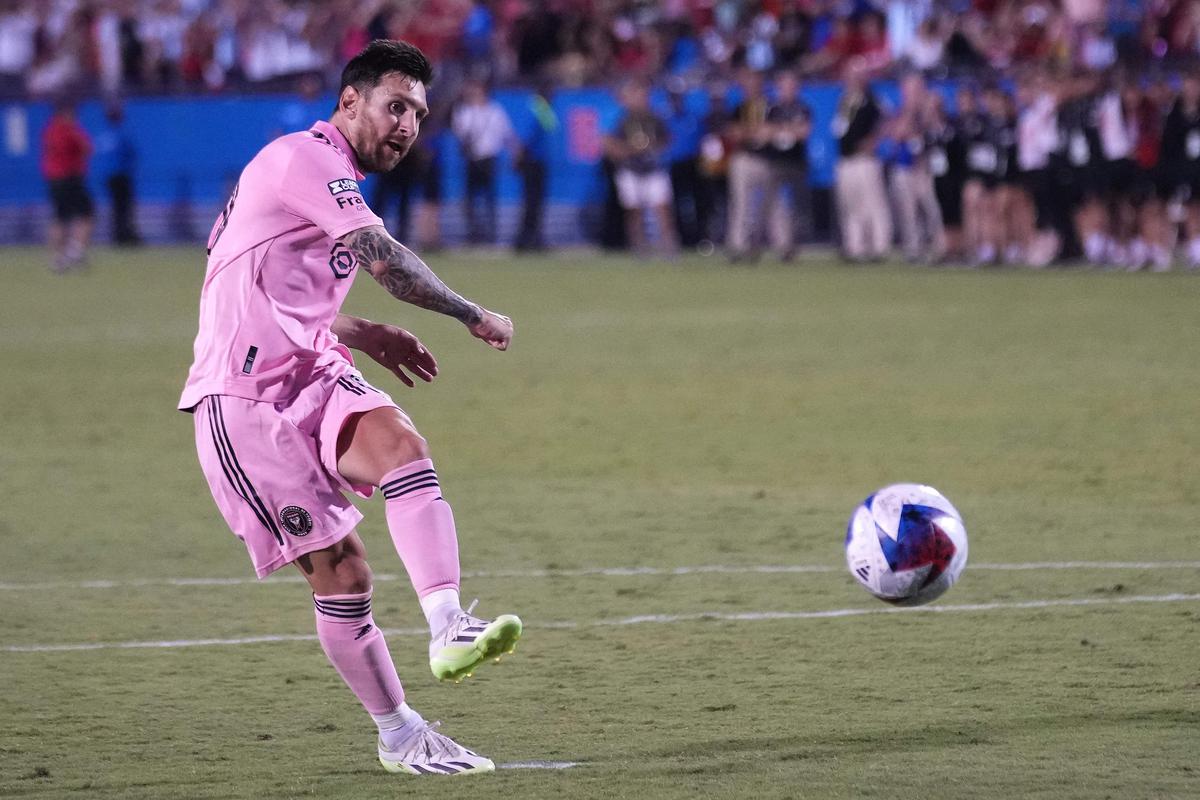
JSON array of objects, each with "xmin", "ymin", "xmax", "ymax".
[
  {"xmin": 380, "ymin": 458, "xmax": 440, "ymax": 501},
  {"xmin": 313, "ymin": 591, "xmax": 372, "ymax": 620}
]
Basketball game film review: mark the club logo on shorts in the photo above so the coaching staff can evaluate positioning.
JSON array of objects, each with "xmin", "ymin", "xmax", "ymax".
[
  {"xmin": 327, "ymin": 178, "xmax": 361, "ymax": 196},
  {"xmin": 328, "ymin": 243, "xmax": 356, "ymax": 279},
  {"xmin": 279, "ymin": 505, "xmax": 313, "ymax": 537}
]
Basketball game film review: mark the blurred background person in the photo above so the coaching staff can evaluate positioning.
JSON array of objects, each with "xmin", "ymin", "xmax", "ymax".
[
  {"xmin": 764, "ymin": 68, "xmax": 813, "ymax": 261},
  {"xmin": 957, "ymin": 85, "xmax": 993, "ymax": 265},
  {"xmin": 452, "ymin": 77, "xmax": 516, "ymax": 245},
  {"xmin": 41, "ymin": 98, "xmax": 94, "ymax": 272},
  {"xmin": 1161, "ymin": 71, "xmax": 1200, "ymax": 269},
  {"xmin": 95, "ymin": 102, "xmax": 142, "ymax": 247},
  {"xmin": 696, "ymin": 81, "xmax": 732, "ymax": 251},
  {"xmin": 925, "ymin": 91, "xmax": 966, "ymax": 262},
  {"xmin": 991, "ymin": 87, "xmax": 1023, "ymax": 264},
  {"xmin": 1095, "ymin": 74, "xmax": 1138, "ymax": 267},
  {"xmin": 887, "ymin": 72, "xmax": 943, "ymax": 262},
  {"xmin": 962, "ymin": 85, "xmax": 1007, "ymax": 265},
  {"xmin": 513, "ymin": 81, "xmax": 558, "ymax": 253},
  {"xmin": 833, "ymin": 58, "xmax": 890, "ymax": 262},
  {"xmin": 605, "ymin": 78, "xmax": 678, "ymax": 258},
  {"xmin": 663, "ymin": 78, "xmax": 706, "ymax": 252},
  {"xmin": 1015, "ymin": 70, "xmax": 1063, "ymax": 268},
  {"xmin": 1123, "ymin": 80, "xmax": 1171, "ymax": 272},
  {"xmin": 724, "ymin": 68, "xmax": 773, "ymax": 262},
  {"xmin": 373, "ymin": 129, "xmax": 443, "ymax": 253},
  {"xmin": 1057, "ymin": 72, "xmax": 1107, "ymax": 265}
]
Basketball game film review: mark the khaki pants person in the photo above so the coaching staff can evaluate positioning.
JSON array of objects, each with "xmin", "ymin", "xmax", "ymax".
[
  {"xmin": 836, "ymin": 154, "xmax": 892, "ymax": 260},
  {"xmin": 727, "ymin": 151, "xmax": 773, "ymax": 256},
  {"xmin": 891, "ymin": 164, "xmax": 945, "ymax": 260}
]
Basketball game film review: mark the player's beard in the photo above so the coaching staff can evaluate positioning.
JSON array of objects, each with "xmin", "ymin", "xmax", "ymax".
[
  {"xmin": 379, "ymin": 140, "xmax": 413, "ymax": 172},
  {"xmin": 359, "ymin": 139, "xmax": 412, "ymax": 174}
]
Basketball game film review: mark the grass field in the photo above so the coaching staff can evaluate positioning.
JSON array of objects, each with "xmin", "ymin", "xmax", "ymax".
[{"xmin": 1, "ymin": 246, "xmax": 1198, "ymax": 799}]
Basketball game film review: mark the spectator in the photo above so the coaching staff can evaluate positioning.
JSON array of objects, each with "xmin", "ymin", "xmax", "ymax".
[
  {"xmin": 41, "ymin": 98, "xmax": 94, "ymax": 272},
  {"xmin": 1161, "ymin": 70, "xmax": 1200, "ymax": 268},
  {"xmin": 451, "ymin": 78, "xmax": 516, "ymax": 245},
  {"xmin": 959, "ymin": 84, "xmax": 999, "ymax": 264},
  {"xmin": 724, "ymin": 68, "xmax": 773, "ymax": 261},
  {"xmin": 514, "ymin": 81, "xmax": 558, "ymax": 252},
  {"xmin": 1057, "ymin": 72, "xmax": 1106, "ymax": 264},
  {"xmin": 925, "ymin": 90, "xmax": 966, "ymax": 261},
  {"xmin": 764, "ymin": 68, "xmax": 813, "ymax": 260},
  {"xmin": 0, "ymin": 0, "xmax": 38, "ymax": 95},
  {"xmin": 1120, "ymin": 80, "xmax": 1170, "ymax": 271},
  {"xmin": 1015, "ymin": 69, "xmax": 1063, "ymax": 267},
  {"xmin": 663, "ymin": 79, "xmax": 706, "ymax": 250},
  {"xmin": 990, "ymin": 86, "xmax": 1022, "ymax": 263},
  {"xmin": 605, "ymin": 78, "xmax": 679, "ymax": 257},
  {"xmin": 697, "ymin": 80, "xmax": 732, "ymax": 248},
  {"xmin": 853, "ymin": 11, "xmax": 891, "ymax": 76},
  {"xmin": 887, "ymin": 72, "xmax": 944, "ymax": 262},
  {"xmin": 95, "ymin": 103, "xmax": 142, "ymax": 246},
  {"xmin": 906, "ymin": 17, "xmax": 946, "ymax": 73},
  {"xmin": 833, "ymin": 58, "xmax": 890, "ymax": 261}
]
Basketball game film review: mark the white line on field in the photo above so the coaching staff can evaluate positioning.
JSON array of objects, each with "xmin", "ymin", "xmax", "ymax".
[
  {"xmin": 0, "ymin": 561, "xmax": 1196, "ymax": 593},
  {"xmin": 498, "ymin": 761, "xmax": 581, "ymax": 770},
  {"xmin": 3, "ymin": 592, "xmax": 1198, "ymax": 653}
]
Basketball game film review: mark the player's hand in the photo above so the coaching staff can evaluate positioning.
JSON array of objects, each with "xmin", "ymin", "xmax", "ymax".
[
  {"xmin": 360, "ymin": 323, "xmax": 438, "ymax": 387},
  {"xmin": 468, "ymin": 308, "xmax": 513, "ymax": 351}
]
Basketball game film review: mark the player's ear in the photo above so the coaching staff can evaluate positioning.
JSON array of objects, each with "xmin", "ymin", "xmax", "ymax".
[{"xmin": 339, "ymin": 85, "xmax": 361, "ymax": 118}]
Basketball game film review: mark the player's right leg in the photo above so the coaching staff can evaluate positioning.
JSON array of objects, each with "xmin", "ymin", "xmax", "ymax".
[
  {"xmin": 296, "ymin": 535, "xmax": 494, "ymax": 776},
  {"xmin": 330, "ymin": 403, "xmax": 522, "ymax": 683}
]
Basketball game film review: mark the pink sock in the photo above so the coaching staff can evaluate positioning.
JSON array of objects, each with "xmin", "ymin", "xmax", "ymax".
[
  {"xmin": 381, "ymin": 459, "xmax": 461, "ymax": 598},
  {"xmin": 313, "ymin": 591, "xmax": 404, "ymax": 715}
]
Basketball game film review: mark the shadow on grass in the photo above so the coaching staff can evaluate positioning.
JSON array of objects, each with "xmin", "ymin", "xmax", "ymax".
[{"xmin": 630, "ymin": 707, "xmax": 1198, "ymax": 772}]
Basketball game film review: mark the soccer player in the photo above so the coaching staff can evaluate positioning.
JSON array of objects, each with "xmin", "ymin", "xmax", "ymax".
[{"xmin": 178, "ymin": 40, "xmax": 521, "ymax": 776}]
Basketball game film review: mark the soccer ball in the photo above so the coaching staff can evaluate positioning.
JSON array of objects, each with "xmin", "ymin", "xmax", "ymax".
[{"xmin": 844, "ymin": 483, "xmax": 968, "ymax": 607}]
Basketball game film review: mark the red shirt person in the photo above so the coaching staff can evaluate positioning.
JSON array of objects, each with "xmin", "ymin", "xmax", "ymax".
[{"xmin": 40, "ymin": 102, "xmax": 95, "ymax": 271}]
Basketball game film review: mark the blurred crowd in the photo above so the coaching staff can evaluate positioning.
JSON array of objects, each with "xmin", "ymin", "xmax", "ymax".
[
  {"xmin": 9, "ymin": 0, "xmax": 1200, "ymax": 98},
  {"xmin": 825, "ymin": 65, "xmax": 1200, "ymax": 270},
  {"xmin": 23, "ymin": 0, "xmax": 1200, "ymax": 271}
]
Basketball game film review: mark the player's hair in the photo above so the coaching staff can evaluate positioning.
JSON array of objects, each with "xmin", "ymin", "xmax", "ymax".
[{"xmin": 339, "ymin": 39, "xmax": 434, "ymax": 97}]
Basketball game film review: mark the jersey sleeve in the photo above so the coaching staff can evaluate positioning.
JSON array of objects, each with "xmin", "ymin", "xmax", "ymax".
[{"xmin": 279, "ymin": 140, "xmax": 383, "ymax": 241}]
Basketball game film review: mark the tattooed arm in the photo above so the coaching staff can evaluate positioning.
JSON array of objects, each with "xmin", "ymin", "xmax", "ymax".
[{"xmin": 339, "ymin": 224, "xmax": 513, "ymax": 350}]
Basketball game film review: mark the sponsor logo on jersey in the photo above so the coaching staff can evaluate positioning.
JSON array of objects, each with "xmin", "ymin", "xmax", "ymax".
[
  {"xmin": 328, "ymin": 243, "xmax": 356, "ymax": 279},
  {"xmin": 279, "ymin": 505, "xmax": 313, "ymax": 537},
  {"xmin": 336, "ymin": 194, "xmax": 365, "ymax": 210},
  {"xmin": 327, "ymin": 178, "xmax": 361, "ymax": 196}
]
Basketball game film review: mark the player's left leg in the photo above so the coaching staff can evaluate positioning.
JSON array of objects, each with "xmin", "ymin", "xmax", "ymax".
[
  {"xmin": 296, "ymin": 532, "xmax": 494, "ymax": 775},
  {"xmin": 334, "ymin": 405, "xmax": 521, "ymax": 682}
]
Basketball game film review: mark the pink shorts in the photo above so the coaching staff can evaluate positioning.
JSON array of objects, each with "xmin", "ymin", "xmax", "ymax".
[{"xmin": 192, "ymin": 365, "xmax": 401, "ymax": 578}]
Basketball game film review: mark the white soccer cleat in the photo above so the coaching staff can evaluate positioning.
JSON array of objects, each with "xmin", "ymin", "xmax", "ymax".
[
  {"xmin": 378, "ymin": 719, "xmax": 495, "ymax": 776},
  {"xmin": 429, "ymin": 599, "xmax": 522, "ymax": 683}
]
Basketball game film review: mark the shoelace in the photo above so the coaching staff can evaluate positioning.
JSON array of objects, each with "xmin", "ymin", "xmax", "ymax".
[
  {"xmin": 434, "ymin": 599, "xmax": 484, "ymax": 645},
  {"xmin": 390, "ymin": 719, "xmax": 462, "ymax": 761},
  {"xmin": 448, "ymin": 599, "xmax": 481, "ymax": 638}
]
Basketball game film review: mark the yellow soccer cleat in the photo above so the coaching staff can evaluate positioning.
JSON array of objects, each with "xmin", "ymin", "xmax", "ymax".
[{"xmin": 429, "ymin": 600, "xmax": 522, "ymax": 683}]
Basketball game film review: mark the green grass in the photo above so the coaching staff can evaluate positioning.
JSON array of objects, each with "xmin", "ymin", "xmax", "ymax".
[{"xmin": 1, "ymin": 246, "xmax": 1198, "ymax": 799}]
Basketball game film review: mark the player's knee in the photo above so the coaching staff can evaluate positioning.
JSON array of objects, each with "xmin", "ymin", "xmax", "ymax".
[
  {"xmin": 330, "ymin": 554, "xmax": 374, "ymax": 596},
  {"xmin": 377, "ymin": 421, "xmax": 430, "ymax": 468}
]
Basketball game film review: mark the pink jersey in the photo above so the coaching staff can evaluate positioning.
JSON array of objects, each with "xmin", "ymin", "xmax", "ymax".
[{"xmin": 178, "ymin": 120, "xmax": 383, "ymax": 410}]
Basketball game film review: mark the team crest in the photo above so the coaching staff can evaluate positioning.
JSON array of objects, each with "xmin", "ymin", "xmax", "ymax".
[{"xmin": 280, "ymin": 505, "xmax": 313, "ymax": 537}]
